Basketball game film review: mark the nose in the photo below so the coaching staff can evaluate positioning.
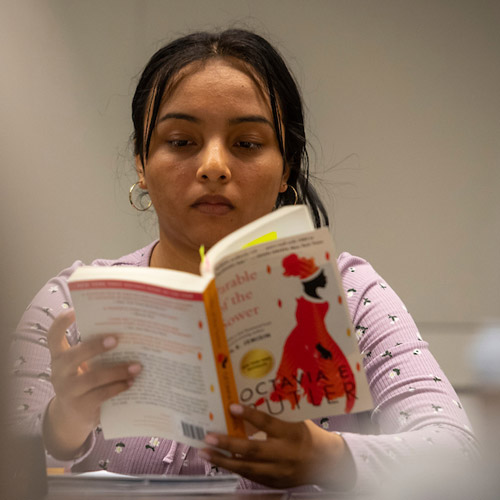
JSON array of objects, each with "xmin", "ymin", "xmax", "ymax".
[{"xmin": 196, "ymin": 141, "xmax": 231, "ymax": 183}]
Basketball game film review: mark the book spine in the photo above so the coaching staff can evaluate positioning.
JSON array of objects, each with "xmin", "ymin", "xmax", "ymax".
[{"xmin": 203, "ymin": 280, "xmax": 246, "ymax": 438}]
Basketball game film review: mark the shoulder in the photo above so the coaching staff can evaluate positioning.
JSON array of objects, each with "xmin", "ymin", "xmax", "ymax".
[
  {"xmin": 17, "ymin": 242, "xmax": 158, "ymax": 345},
  {"xmin": 336, "ymin": 251, "xmax": 399, "ymax": 303},
  {"xmin": 46, "ymin": 241, "xmax": 158, "ymax": 283},
  {"xmin": 336, "ymin": 251, "xmax": 409, "ymax": 325},
  {"xmin": 336, "ymin": 251, "xmax": 383, "ymax": 287},
  {"xmin": 89, "ymin": 241, "xmax": 157, "ymax": 268},
  {"xmin": 337, "ymin": 251, "xmax": 370, "ymax": 272}
]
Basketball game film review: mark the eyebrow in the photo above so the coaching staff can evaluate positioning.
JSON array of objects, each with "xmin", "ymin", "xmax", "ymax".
[
  {"xmin": 228, "ymin": 115, "xmax": 274, "ymax": 128},
  {"xmin": 158, "ymin": 112, "xmax": 200, "ymax": 124},
  {"xmin": 158, "ymin": 112, "xmax": 273, "ymax": 129}
]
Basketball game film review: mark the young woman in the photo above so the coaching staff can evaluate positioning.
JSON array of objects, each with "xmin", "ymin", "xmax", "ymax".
[{"xmin": 9, "ymin": 29, "xmax": 478, "ymax": 493}]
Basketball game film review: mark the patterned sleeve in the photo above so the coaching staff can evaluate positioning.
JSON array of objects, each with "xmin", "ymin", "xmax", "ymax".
[
  {"xmin": 337, "ymin": 253, "xmax": 479, "ymax": 491},
  {"xmin": 7, "ymin": 261, "xmax": 95, "ymax": 464},
  {"xmin": 6, "ymin": 247, "xmax": 195, "ymax": 475}
]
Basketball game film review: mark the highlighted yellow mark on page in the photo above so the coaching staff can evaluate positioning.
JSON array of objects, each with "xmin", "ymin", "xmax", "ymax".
[
  {"xmin": 241, "ymin": 231, "xmax": 278, "ymax": 249},
  {"xmin": 199, "ymin": 244, "xmax": 206, "ymax": 264},
  {"xmin": 199, "ymin": 232, "xmax": 277, "ymax": 265}
]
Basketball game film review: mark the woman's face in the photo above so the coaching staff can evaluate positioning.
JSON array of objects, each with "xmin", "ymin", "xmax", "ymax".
[{"xmin": 137, "ymin": 58, "xmax": 288, "ymax": 254}]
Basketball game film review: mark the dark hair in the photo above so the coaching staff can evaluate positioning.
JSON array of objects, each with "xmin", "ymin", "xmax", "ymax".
[{"xmin": 132, "ymin": 29, "xmax": 329, "ymax": 227}]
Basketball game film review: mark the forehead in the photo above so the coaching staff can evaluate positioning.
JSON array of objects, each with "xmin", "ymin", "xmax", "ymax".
[{"xmin": 160, "ymin": 58, "xmax": 271, "ymax": 111}]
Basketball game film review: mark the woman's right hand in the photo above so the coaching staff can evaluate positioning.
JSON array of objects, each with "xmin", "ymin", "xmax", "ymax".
[{"xmin": 43, "ymin": 308, "xmax": 142, "ymax": 459}]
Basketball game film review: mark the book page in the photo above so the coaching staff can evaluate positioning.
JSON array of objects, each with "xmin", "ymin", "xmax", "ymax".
[
  {"xmin": 213, "ymin": 228, "xmax": 373, "ymax": 422},
  {"xmin": 69, "ymin": 269, "xmax": 227, "ymax": 447},
  {"xmin": 201, "ymin": 205, "xmax": 314, "ymax": 275}
]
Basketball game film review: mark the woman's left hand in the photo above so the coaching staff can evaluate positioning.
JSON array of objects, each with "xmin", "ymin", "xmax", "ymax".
[{"xmin": 200, "ymin": 404, "xmax": 355, "ymax": 490}]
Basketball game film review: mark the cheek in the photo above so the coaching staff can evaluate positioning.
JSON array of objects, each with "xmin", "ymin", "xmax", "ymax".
[
  {"xmin": 242, "ymin": 164, "xmax": 284, "ymax": 197},
  {"xmin": 146, "ymin": 167, "xmax": 189, "ymax": 204}
]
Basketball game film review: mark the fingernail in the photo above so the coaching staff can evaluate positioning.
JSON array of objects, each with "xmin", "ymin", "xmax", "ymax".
[
  {"xmin": 229, "ymin": 403, "xmax": 244, "ymax": 415},
  {"xmin": 204, "ymin": 434, "xmax": 218, "ymax": 446},
  {"xmin": 102, "ymin": 336, "xmax": 117, "ymax": 349},
  {"xmin": 128, "ymin": 363, "xmax": 142, "ymax": 375}
]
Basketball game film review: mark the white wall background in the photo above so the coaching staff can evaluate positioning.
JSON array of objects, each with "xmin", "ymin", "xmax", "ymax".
[{"xmin": 2, "ymin": 0, "xmax": 499, "ymax": 399}]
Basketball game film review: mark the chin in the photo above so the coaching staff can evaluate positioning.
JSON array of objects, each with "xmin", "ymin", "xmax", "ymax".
[
  {"xmin": 190, "ymin": 211, "xmax": 270, "ymax": 250},
  {"xmin": 194, "ymin": 227, "xmax": 233, "ymax": 251}
]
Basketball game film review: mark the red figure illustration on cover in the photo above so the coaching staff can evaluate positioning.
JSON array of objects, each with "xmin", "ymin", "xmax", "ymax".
[{"xmin": 270, "ymin": 254, "xmax": 356, "ymax": 413}]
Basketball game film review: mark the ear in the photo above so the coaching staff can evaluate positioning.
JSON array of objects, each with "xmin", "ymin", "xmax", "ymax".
[
  {"xmin": 135, "ymin": 155, "xmax": 147, "ymax": 190},
  {"xmin": 279, "ymin": 163, "xmax": 291, "ymax": 193}
]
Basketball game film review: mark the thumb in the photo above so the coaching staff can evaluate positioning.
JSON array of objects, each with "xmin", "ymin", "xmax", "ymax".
[{"xmin": 47, "ymin": 308, "xmax": 76, "ymax": 357}]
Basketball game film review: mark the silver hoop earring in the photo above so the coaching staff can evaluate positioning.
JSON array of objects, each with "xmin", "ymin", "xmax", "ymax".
[
  {"xmin": 129, "ymin": 182, "xmax": 152, "ymax": 211},
  {"xmin": 287, "ymin": 185, "xmax": 298, "ymax": 205}
]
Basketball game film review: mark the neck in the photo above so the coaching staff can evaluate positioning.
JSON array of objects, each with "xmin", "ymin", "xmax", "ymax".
[{"xmin": 150, "ymin": 238, "xmax": 202, "ymax": 275}]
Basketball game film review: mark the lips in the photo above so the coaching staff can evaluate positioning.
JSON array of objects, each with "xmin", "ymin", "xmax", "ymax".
[{"xmin": 192, "ymin": 194, "xmax": 234, "ymax": 216}]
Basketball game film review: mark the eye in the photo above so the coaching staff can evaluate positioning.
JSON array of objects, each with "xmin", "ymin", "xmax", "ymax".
[
  {"xmin": 167, "ymin": 139, "xmax": 194, "ymax": 148},
  {"xmin": 235, "ymin": 141, "xmax": 262, "ymax": 150}
]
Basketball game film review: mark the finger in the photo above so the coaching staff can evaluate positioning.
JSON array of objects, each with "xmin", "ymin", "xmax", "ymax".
[
  {"xmin": 204, "ymin": 432, "xmax": 271, "ymax": 461},
  {"xmin": 229, "ymin": 404, "xmax": 298, "ymax": 439},
  {"xmin": 82, "ymin": 377, "xmax": 137, "ymax": 409},
  {"xmin": 52, "ymin": 363, "xmax": 142, "ymax": 400},
  {"xmin": 47, "ymin": 309, "xmax": 76, "ymax": 356},
  {"xmin": 51, "ymin": 334, "xmax": 118, "ymax": 379},
  {"xmin": 200, "ymin": 447, "xmax": 295, "ymax": 489},
  {"xmin": 205, "ymin": 427, "xmax": 301, "ymax": 463},
  {"xmin": 68, "ymin": 362, "xmax": 142, "ymax": 400}
]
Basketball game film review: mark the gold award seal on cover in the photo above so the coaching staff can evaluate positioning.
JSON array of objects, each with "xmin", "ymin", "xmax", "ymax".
[{"xmin": 240, "ymin": 349, "xmax": 274, "ymax": 378}]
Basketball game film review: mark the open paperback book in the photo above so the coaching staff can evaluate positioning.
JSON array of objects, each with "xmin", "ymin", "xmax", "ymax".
[{"xmin": 68, "ymin": 205, "xmax": 373, "ymax": 447}]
